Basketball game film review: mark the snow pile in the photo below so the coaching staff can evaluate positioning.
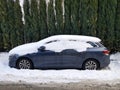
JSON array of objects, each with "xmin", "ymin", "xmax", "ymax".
[
  {"xmin": 110, "ymin": 52, "xmax": 120, "ymax": 61},
  {"xmin": 110, "ymin": 52, "xmax": 120, "ymax": 70},
  {"xmin": 0, "ymin": 52, "xmax": 120, "ymax": 83},
  {"xmin": 9, "ymin": 35, "xmax": 100, "ymax": 56},
  {"xmin": 0, "ymin": 53, "xmax": 9, "ymax": 69}
]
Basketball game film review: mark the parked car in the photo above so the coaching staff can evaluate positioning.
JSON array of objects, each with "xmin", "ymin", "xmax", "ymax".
[{"xmin": 9, "ymin": 35, "xmax": 110, "ymax": 70}]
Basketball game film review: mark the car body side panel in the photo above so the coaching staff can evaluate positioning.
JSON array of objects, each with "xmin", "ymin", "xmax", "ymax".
[
  {"xmin": 27, "ymin": 51, "xmax": 63, "ymax": 69},
  {"xmin": 83, "ymin": 49, "xmax": 110, "ymax": 68},
  {"xmin": 60, "ymin": 49, "xmax": 84, "ymax": 68},
  {"xmin": 9, "ymin": 47, "xmax": 110, "ymax": 69}
]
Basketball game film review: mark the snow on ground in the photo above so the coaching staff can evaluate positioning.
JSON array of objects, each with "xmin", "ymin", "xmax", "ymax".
[{"xmin": 0, "ymin": 52, "xmax": 120, "ymax": 84}]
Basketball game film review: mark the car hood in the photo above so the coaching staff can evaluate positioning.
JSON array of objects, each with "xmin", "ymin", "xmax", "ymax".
[{"xmin": 9, "ymin": 42, "xmax": 39, "ymax": 56}]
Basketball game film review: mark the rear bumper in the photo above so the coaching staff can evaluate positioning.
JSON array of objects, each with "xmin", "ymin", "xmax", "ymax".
[{"xmin": 99, "ymin": 55, "xmax": 110, "ymax": 68}]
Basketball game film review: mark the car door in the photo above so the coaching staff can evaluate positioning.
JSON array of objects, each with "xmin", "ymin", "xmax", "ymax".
[
  {"xmin": 35, "ymin": 50, "xmax": 61, "ymax": 68},
  {"xmin": 33, "ymin": 40, "xmax": 62, "ymax": 68},
  {"xmin": 60, "ymin": 49, "xmax": 82, "ymax": 68}
]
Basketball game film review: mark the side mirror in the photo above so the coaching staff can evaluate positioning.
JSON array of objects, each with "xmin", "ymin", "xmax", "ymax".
[{"xmin": 38, "ymin": 46, "xmax": 46, "ymax": 51}]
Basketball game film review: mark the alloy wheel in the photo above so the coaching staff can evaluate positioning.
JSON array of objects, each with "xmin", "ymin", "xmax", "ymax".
[
  {"xmin": 84, "ymin": 60, "xmax": 98, "ymax": 70},
  {"xmin": 17, "ymin": 59, "xmax": 32, "ymax": 69}
]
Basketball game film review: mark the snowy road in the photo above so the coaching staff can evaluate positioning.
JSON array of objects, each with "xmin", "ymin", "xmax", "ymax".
[{"xmin": 0, "ymin": 52, "xmax": 120, "ymax": 84}]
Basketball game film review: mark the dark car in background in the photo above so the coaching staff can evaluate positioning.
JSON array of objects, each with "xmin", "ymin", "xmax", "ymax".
[{"xmin": 9, "ymin": 35, "xmax": 110, "ymax": 70}]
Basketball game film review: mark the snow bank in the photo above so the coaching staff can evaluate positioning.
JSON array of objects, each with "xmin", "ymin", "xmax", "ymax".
[
  {"xmin": 9, "ymin": 35, "xmax": 100, "ymax": 56},
  {"xmin": 0, "ymin": 52, "xmax": 120, "ymax": 83},
  {"xmin": 110, "ymin": 52, "xmax": 120, "ymax": 61},
  {"xmin": 110, "ymin": 52, "xmax": 120, "ymax": 70}
]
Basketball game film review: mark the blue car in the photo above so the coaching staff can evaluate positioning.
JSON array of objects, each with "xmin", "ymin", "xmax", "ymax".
[{"xmin": 9, "ymin": 35, "xmax": 110, "ymax": 70}]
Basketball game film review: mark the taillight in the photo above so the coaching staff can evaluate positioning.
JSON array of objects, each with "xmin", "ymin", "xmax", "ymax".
[{"xmin": 103, "ymin": 50, "xmax": 110, "ymax": 55}]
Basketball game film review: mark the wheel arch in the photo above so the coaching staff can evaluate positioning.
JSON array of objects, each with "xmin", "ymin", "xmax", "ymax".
[
  {"xmin": 16, "ymin": 56, "xmax": 34, "ymax": 69},
  {"xmin": 82, "ymin": 58, "xmax": 100, "ymax": 69}
]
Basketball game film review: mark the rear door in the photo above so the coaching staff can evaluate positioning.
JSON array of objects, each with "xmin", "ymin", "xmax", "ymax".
[{"xmin": 60, "ymin": 49, "xmax": 82, "ymax": 68}]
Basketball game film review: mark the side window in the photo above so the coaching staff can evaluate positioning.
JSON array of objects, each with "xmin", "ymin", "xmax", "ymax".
[
  {"xmin": 87, "ymin": 41, "xmax": 98, "ymax": 47},
  {"xmin": 43, "ymin": 40, "xmax": 64, "ymax": 52},
  {"xmin": 95, "ymin": 42, "xmax": 104, "ymax": 47},
  {"xmin": 87, "ymin": 41, "xmax": 104, "ymax": 47},
  {"xmin": 68, "ymin": 39, "xmax": 77, "ymax": 41},
  {"xmin": 61, "ymin": 49, "xmax": 78, "ymax": 54},
  {"xmin": 45, "ymin": 40, "xmax": 59, "ymax": 44}
]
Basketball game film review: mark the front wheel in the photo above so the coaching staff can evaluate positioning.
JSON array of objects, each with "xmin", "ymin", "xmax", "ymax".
[
  {"xmin": 17, "ymin": 58, "xmax": 33, "ymax": 69},
  {"xmin": 82, "ymin": 59, "xmax": 99, "ymax": 70}
]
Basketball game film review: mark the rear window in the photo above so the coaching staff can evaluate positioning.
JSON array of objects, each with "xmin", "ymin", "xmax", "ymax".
[
  {"xmin": 95, "ymin": 42, "xmax": 104, "ymax": 47},
  {"xmin": 87, "ymin": 41, "xmax": 104, "ymax": 47}
]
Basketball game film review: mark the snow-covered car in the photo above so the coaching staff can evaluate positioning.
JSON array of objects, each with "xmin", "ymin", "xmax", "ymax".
[{"xmin": 9, "ymin": 35, "xmax": 110, "ymax": 70}]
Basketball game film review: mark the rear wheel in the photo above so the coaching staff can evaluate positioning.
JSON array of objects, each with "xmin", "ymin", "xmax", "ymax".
[
  {"xmin": 83, "ymin": 59, "xmax": 99, "ymax": 70},
  {"xmin": 17, "ymin": 58, "xmax": 33, "ymax": 69}
]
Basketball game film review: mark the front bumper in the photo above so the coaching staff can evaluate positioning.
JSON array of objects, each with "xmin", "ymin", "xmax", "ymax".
[{"xmin": 9, "ymin": 54, "xmax": 19, "ymax": 68}]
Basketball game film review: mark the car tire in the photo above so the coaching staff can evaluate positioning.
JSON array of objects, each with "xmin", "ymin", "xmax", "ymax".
[
  {"xmin": 16, "ymin": 58, "xmax": 33, "ymax": 69},
  {"xmin": 82, "ymin": 59, "xmax": 99, "ymax": 70}
]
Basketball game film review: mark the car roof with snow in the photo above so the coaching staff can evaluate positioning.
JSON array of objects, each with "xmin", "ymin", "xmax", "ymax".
[
  {"xmin": 38, "ymin": 35, "xmax": 101, "ymax": 44},
  {"xmin": 9, "ymin": 35, "xmax": 101, "ymax": 56}
]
